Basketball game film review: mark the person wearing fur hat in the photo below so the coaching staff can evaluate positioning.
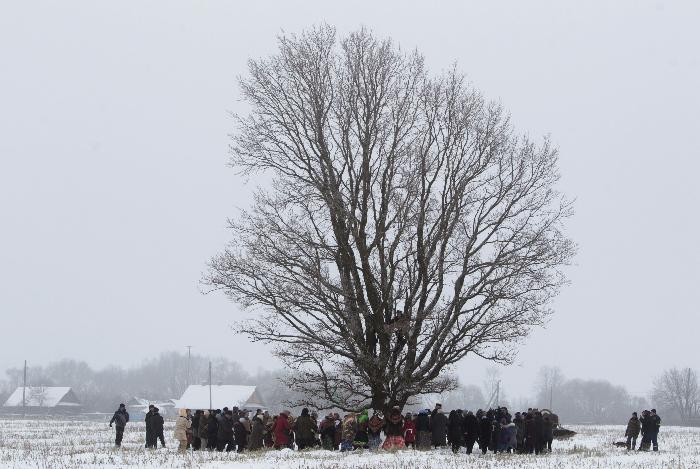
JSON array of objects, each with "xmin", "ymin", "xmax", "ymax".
[
  {"xmin": 381, "ymin": 407, "xmax": 406, "ymax": 450},
  {"xmin": 174, "ymin": 408, "xmax": 192, "ymax": 453}
]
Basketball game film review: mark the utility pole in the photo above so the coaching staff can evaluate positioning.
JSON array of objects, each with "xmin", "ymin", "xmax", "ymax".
[
  {"xmin": 185, "ymin": 346, "xmax": 192, "ymax": 388},
  {"xmin": 22, "ymin": 360, "xmax": 27, "ymax": 418},
  {"xmin": 495, "ymin": 380, "xmax": 500, "ymax": 407},
  {"xmin": 549, "ymin": 383, "xmax": 554, "ymax": 410},
  {"xmin": 208, "ymin": 361, "xmax": 212, "ymax": 410}
]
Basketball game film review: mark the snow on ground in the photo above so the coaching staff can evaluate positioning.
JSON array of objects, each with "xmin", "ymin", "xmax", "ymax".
[{"xmin": 0, "ymin": 418, "xmax": 698, "ymax": 468}]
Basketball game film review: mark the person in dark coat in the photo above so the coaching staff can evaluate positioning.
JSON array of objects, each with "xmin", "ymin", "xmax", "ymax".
[
  {"xmin": 234, "ymin": 417, "xmax": 249, "ymax": 453},
  {"xmin": 249, "ymin": 415, "xmax": 265, "ymax": 451},
  {"xmin": 448, "ymin": 410, "xmax": 464, "ymax": 453},
  {"xmin": 513, "ymin": 412, "xmax": 525, "ymax": 452},
  {"xmin": 478, "ymin": 415, "xmax": 492, "ymax": 454},
  {"xmin": 109, "ymin": 404, "xmax": 130, "ymax": 447},
  {"xmin": 144, "ymin": 405, "xmax": 155, "ymax": 448},
  {"xmin": 523, "ymin": 412, "xmax": 534, "ymax": 453},
  {"xmin": 463, "ymin": 411, "xmax": 479, "ymax": 454},
  {"xmin": 294, "ymin": 408, "xmax": 319, "ymax": 450},
  {"xmin": 192, "ymin": 410, "xmax": 202, "ymax": 450},
  {"xmin": 542, "ymin": 413, "xmax": 554, "ymax": 452},
  {"xmin": 490, "ymin": 417, "xmax": 501, "ymax": 453},
  {"xmin": 431, "ymin": 408, "xmax": 448, "ymax": 448},
  {"xmin": 320, "ymin": 415, "xmax": 337, "ymax": 450},
  {"xmin": 531, "ymin": 412, "xmax": 545, "ymax": 455},
  {"xmin": 649, "ymin": 409, "xmax": 661, "ymax": 451},
  {"xmin": 150, "ymin": 407, "xmax": 165, "ymax": 448},
  {"xmin": 415, "ymin": 409, "xmax": 431, "ymax": 450},
  {"xmin": 207, "ymin": 411, "xmax": 219, "ymax": 450},
  {"xmin": 625, "ymin": 412, "xmax": 641, "ymax": 451},
  {"xmin": 217, "ymin": 411, "xmax": 235, "ymax": 452}
]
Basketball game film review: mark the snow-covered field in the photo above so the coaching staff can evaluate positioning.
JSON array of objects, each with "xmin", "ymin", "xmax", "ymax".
[{"xmin": 0, "ymin": 418, "xmax": 698, "ymax": 468}]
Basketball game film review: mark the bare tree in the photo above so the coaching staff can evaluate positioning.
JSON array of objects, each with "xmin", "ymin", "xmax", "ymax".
[
  {"xmin": 652, "ymin": 367, "xmax": 699, "ymax": 424},
  {"xmin": 207, "ymin": 25, "xmax": 575, "ymax": 412}
]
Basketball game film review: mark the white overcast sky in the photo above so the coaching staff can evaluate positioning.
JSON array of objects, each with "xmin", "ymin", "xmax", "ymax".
[{"xmin": 1, "ymin": 0, "xmax": 698, "ymax": 400}]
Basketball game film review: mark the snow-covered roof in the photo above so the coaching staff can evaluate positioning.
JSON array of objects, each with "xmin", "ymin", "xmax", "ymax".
[
  {"xmin": 3, "ymin": 387, "xmax": 80, "ymax": 408},
  {"xmin": 175, "ymin": 385, "xmax": 265, "ymax": 410}
]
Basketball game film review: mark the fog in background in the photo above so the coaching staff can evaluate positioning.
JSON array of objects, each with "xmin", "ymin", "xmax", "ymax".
[{"xmin": 1, "ymin": 0, "xmax": 699, "ymax": 404}]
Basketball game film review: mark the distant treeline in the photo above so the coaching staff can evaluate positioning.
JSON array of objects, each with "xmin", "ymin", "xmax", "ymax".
[{"xmin": 1, "ymin": 356, "xmax": 696, "ymax": 426}]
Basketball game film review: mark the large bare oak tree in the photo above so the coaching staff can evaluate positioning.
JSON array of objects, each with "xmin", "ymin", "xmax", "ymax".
[{"xmin": 207, "ymin": 26, "xmax": 575, "ymax": 412}]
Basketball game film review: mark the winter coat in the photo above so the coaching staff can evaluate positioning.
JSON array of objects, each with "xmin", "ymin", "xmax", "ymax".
[
  {"xmin": 192, "ymin": 414, "xmax": 200, "ymax": 437},
  {"xmin": 543, "ymin": 416, "xmax": 554, "ymax": 440},
  {"xmin": 294, "ymin": 413, "xmax": 318, "ymax": 443},
  {"xmin": 501, "ymin": 423, "xmax": 517, "ymax": 449},
  {"xmin": 249, "ymin": 418, "xmax": 265, "ymax": 450},
  {"xmin": 207, "ymin": 414, "xmax": 218, "ymax": 440},
  {"xmin": 513, "ymin": 416, "xmax": 525, "ymax": 444},
  {"xmin": 368, "ymin": 414, "xmax": 384, "ymax": 437},
  {"xmin": 625, "ymin": 416, "xmax": 641, "ymax": 437},
  {"xmin": 234, "ymin": 420, "xmax": 248, "ymax": 445},
  {"xmin": 650, "ymin": 414, "xmax": 661, "ymax": 434},
  {"xmin": 320, "ymin": 418, "xmax": 336, "ymax": 445},
  {"xmin": 384, "ymin": 411, "xmax": 404, "ymax": 437},
  {"xmin": 354, "ymin": 414, "xmax": 369, "ymax": 446},
  {"xmin": 110, "ymin": 409, "xmax": 130, "ymax": 428},
  {"xmin": 448, "ymin": 411, "xmax": 464, "ymax": 445},
  {"xmin": 479, "ymin": 417, "xmax": 492, "ymax": 444},
  {"xmin": 198, "ymin": 413, "xmax": 209, "ymax": 438},
  {"xmin": 415, "ymin": 413, "xmax": 431, "ymax": 432},
  {"xmin": 145, "ymin": 411, "xmax": 153, "ymax": 434},
  {"xmin": 174, "ymin": 415, "xmax": 192, "ymax": 441},
  {"xmin": 530, "ymin": 414, "xmax": 544, "ymax": 446},
  {"xmin": 273, "ymin": 414, "xmax": 292, "ymax": 446},
  {"xmin": 431, "ymin": 411, "xmax": 448, "ymax": 446},
  {"xmin": 403, "ymin": 419, "xmax": 417, "ymax": 444},
  {"xmin": 217, "ymin": 416, "xmax": 234, "ymax": 441},
  {"xmin": 463, "ymin": 413, "xmax": 480, "ymax": 440},
  {"xmin": 342, "ymin": 416, "xmax": 357, "ymax": 441},
  {"xmin": 151, "ymin": 412, "xmax": 164, "ymax": 435}
]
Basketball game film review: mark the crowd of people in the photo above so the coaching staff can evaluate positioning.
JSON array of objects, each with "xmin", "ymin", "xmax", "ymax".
[{"xmin": 110, "ymin": 402, "xmax": 568, "ymax": 455}]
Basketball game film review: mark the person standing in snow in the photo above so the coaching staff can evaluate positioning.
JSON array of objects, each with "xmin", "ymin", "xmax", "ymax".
[
  {"xmin": 462, "ymin": 410, "xmax": 479, "ymax": 454},
  {"xmin": 144, "ymin": 404, "xmax": 155, "ymax": 448},
  {"xmin": 174, "ymin": 408, "xmax": 192, "ymax": 453},
  {"xmin": 109, "ymin": 403, "xmax": 130, "ymax": 447},
  {"xmin": 625, "ymin": 412, "xmax": 641, "ymax": 451},
  {"xmin": 151, "ymin": 407, "xmax": 166, "ymax": 448},
  {"xmin": 198, "ymin": 410, "xmax": 209, "ymax": 451},
  {"xmin": 649, "ymin": 409, "xmax": 661, "ymax": 451}
]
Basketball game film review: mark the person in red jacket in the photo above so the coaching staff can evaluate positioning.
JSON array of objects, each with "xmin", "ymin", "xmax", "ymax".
[
  {"xmin": 273, "ymin": 411, "xmax": 292, "ymax": 449},
  {"xmin": 403, "ymin": 412, "xmax": 417, "ymax": 449}
]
